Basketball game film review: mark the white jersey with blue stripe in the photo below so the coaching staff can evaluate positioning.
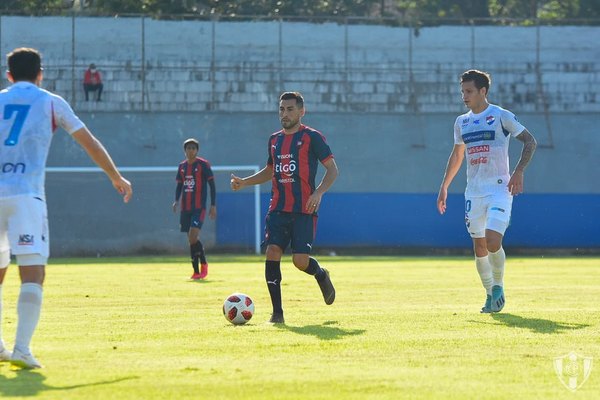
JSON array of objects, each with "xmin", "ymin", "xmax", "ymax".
[
  {"xmin": 0, "ymin": 82, "xmax": 85, "ymax": 199},
  {"xmin": 454, "ymin": 103, "xmax": 526, "ymax": 197}
]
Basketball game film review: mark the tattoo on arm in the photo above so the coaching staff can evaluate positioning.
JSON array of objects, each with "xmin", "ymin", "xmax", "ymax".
[{"xmin": 514, "ymin": 130, "xmax": 537, "ymax": 173}]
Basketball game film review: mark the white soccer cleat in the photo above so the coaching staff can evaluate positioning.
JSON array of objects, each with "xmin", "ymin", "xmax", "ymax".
[
  {"xmin": 0, "ymin": 347, "xmax": 12, "ymax": 362},
  {"xmin": 10, "ymin": 348, "xmax": 42, "ymax": 369}
]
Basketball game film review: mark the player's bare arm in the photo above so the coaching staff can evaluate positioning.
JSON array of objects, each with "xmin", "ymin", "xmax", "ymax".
[
  {"xmin": 230, "ymin": 165, "xmax": 273, "ymax": 191},
  {"xmin": 508, "ymin": 129, "xmax": 537, "ymax": 196},
  {"xmin": 307, "ymin": 158, "xmax": 338, "ymax": 213},
  {"xmin": 72, "ymin": 127, "xmax": 132, "ymax": 203},
  {"xmin": 437, "ymin": 144, "xmax": 465, "ymax": 214},
  {"xmin": 209, "ymin": 205, "xmax": 217, "ymax": 219}
]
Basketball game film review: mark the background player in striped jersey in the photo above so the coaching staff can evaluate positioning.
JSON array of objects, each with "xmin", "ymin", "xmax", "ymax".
[
  {"xmin": 173, "ymin": 138, "xmax": 216, "ymax": 280},
  {"xmin": 230, "ymin": 92, "xmax": 338, "ymax": 324},
  {"xmin": 437, "ymin": 69, "xmax": 537, "ymax": 313},
  {"xmin": 0, "ymin": 48, "xmax": 132, "ymax": 369}
]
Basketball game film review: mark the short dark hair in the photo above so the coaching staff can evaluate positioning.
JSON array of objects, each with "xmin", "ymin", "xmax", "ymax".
[
  {"xmin": 279, "ymin": 92, "xmax": 304, "ymax": 108},
  {"xmin": 7, "ymin": 48, "xmax": 42, "ymax": 82},
  {"xmin": 183, "ymin": 138, "xmax": 199, "ymax": 149},
  {"xmin": 460, "ymin": 69, "xmax": 491, "ymax": 94}
]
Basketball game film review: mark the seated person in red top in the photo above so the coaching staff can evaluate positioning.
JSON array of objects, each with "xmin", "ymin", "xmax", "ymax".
[{"xmin": 83, "ymin": 63, "xmax": 103, "ymax": 101}]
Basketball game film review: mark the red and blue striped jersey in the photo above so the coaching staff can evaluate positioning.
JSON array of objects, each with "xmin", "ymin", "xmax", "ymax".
[
  {"xmin": 266, "ymin": 125, "xmax": 333, "ymax": 214},
  {"xmin": 175, "ymin": 157, "xmax": 214, "ymax": 212}
]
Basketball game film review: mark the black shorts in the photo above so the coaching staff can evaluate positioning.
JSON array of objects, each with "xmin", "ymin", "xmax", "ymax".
[
  {"xmin": 180, "ymin": 209, "xmax": 206, "ymax": 232},
  {"xmin": 264, "ymin": 211, "xmax": 317, "ymax": 254}
]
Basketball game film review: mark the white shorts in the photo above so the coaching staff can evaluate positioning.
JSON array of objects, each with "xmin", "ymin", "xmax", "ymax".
[
  {"xmin": 0, "ymin": 196, "xmax": 49, "ymax": 267},
  {"xmin": 464, "ymin": 193, "xmax": 513, "ymax": 238}
]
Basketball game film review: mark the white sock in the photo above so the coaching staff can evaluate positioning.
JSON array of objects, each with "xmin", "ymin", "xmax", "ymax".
[
  {"xmin": 475, "ymin": 256, "xmax": 493, "ymax": 295},
  {"xmin": 0, "ymin": 284, "xmax": 4, "ymax": 350},
  {"xmin": 14, "ymin": 283, "xmax": 43, "ymax": 354},
  {"xmin": 489, "ymin": 247, "xmax": 506, "ymax": 287}
]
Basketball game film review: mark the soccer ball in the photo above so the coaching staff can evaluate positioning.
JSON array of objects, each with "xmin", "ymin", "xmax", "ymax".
[{"xmin": 223, "ymin": 293, "xmax": 254, "ymax": 325}]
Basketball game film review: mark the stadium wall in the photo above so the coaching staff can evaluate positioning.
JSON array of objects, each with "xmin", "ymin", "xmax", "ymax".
[
  {"xmin": 0, "ymin": 17, "xmax": 599, "ymax": 113},
  {"xmin": 45, "ymin": 112, "xmax": 599, "ymax": 255}
]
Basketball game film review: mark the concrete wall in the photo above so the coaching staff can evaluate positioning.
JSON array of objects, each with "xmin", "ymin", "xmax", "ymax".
[
  {"xmin": 45, "ymin": 111, "xmax": 599, "ymax": 255},
  {"xmin": 1, "ymin": 17, "xmax": 599, "ymax": 113},
  {"xmin": 1, "ymin": 16, "xmax": 598, "ymax": 253}
]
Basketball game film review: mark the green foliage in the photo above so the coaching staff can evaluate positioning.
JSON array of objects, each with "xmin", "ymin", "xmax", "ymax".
[
  {"xmin": 2, "ymin": 0, "xmax": 599, "ymax": 22},
  {"xmin": 1, "ymin": 0, "xmax": 72, "ymax": 13}
]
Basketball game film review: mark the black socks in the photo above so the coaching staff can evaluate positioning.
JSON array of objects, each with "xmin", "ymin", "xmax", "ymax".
[
  {"xmin": 305, "ymin": 257, "xmax": 326, "ymax": 282},
  {"xmin": 265, "ymin": 260, "xmax": 283, "ymax": 314}
]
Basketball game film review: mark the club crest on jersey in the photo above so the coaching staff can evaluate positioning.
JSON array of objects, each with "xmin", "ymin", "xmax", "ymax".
[{"xmin": 486, "ymin": 116, "xmax": 495, "ymax": 125}]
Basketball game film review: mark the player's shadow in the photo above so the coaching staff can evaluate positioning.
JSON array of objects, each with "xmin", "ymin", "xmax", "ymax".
[
  {"xmin": 0, "ymin": 368, "xmax": 138, "ymax": 397},
  {"xmin": 490, "ymin": 313, "xmax": 590, "ymax": 334},
  {"xmin": 275, "ymin": 320, "xmax": 366, "ymax": 341}
]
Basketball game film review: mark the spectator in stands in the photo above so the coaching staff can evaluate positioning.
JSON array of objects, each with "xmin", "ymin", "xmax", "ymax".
[{"xmin": 83, "ymin": 63, "xmax": 103, "ymax": 101}]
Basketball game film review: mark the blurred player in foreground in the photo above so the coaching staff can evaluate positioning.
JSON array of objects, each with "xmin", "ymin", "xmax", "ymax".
[
  {"xmin": 172, "ymin": 138, "xmax": 216, "ymax": 280},
  {"xmin": 437, "ymin": 69, "xmax": 536, "ymax": 313},
  {"xmin": 231, "ymin": 92, "xmax": 338, "ymax": 324},
  {"xmin": 0, "ymin": 48, "xmax": 132, "ymax": 369}
]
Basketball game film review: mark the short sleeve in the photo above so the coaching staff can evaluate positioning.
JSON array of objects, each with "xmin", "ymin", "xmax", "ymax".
[
  {"xmin": 205, "ymin": 160, "xmax": 214, "ymax": 181},
  {"xmin": 266, "ymin": 137, "xmax": 274, "ymax": 166},
  {"xmin": 310, "ymin": 132, "xmax": 333, "ymax": 163},
  {"xmin": 500, "ymin": 109, "xmax": 526, "ymax": 138},
  {"xmin": 453, "ymin": 117, "xmax": 464, "ymax": 145},
  {"xmin": 51, "ymin": 94, "xmax": 85, "ymax": 134}
]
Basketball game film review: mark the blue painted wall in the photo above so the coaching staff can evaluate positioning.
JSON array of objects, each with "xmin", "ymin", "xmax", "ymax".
[{"xmin": 217, "ymin": 193, "xmax": 600, "ymax": 249}]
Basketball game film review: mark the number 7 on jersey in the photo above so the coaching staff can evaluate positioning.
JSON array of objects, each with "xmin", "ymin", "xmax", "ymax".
[{"xmin": 3, "ymin": 104, "xmax": 31, "ymax": 146}]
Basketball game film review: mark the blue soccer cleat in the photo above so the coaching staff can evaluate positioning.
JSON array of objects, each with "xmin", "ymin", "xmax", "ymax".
[
  {"xmin": 491, "ymin": 285, "xmax": 505, "ymax": 312},
  {"xmin": 480, "ymin": 294, "xmax": 492, "ymax": 313}
]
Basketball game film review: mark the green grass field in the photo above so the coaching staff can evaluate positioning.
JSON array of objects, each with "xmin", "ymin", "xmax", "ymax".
[{"xmin": 0, "ymin": 255, "xmax": 598, "ymax": 399}]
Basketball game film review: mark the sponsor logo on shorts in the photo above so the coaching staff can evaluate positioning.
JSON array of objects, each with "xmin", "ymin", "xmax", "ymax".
[
  {"xmin": 490, "ymin": 207, "xmax": 505, "ymax": 213},
  {"xmin": 18, "ymin": 234, "xmax": 34, "ymax": 245},
  {"xmin": 469, "ymin": 156, "xmax": 488, "ymax": 165},
  {"xmin": 467, "ymin": 145, "xmax": 489, "ymax": 154}
]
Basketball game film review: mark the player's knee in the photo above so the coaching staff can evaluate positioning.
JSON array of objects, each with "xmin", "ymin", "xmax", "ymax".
[
  {"xmin": 485, "ymin": 226, "xmax": 504, "ymax": 252},
  {"xmin": 0, "ymin": 251, "xmax": 9, "ymax": 269},
  {"xmin": 292, "ymin": 254, "xmax": 309, "ymax": 270},
  {"xmin": 265, "ymin": 245, "xmax": 283, "ymax": 260}
]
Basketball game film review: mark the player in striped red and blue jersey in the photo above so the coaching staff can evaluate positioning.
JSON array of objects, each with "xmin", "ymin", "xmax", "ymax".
[
  {"xmin": 231, "ymin": 92, "xmax": 338, "ymax": 324},
  {"xmin": 173, "ymin": 138, "xmax": 216, "ymax": 280}
]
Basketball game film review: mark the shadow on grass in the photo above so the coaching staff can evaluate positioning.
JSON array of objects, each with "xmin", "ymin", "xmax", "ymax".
[
  {"xmin": 275, "ymin": 320, "xmax": 366, "ymax": 340},
  {"xmin": 469, "ymin": 313, "xmax": 590, "ymax": 334},
  {"xmin": 0, "ymin": 369, "xmax": 138, "ymax": 397}
]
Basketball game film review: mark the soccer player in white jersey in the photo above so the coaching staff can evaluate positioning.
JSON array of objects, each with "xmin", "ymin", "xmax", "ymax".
[
  {"xmin": 0, "ymin": 48, "xmax": 132, "ymax": 369},
  {"xmin": 437, "ymin": 69, "xmax": 537, "ymax": 313}
]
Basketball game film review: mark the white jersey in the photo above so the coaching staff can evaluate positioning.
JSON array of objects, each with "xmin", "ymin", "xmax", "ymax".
[
  {"xmin": 0, "ymin": 82, "xmax": 85, "ymax": 199},
  {"xmin": 454, "ymin": 103, "xmax": 526, "ymax": 197}
]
